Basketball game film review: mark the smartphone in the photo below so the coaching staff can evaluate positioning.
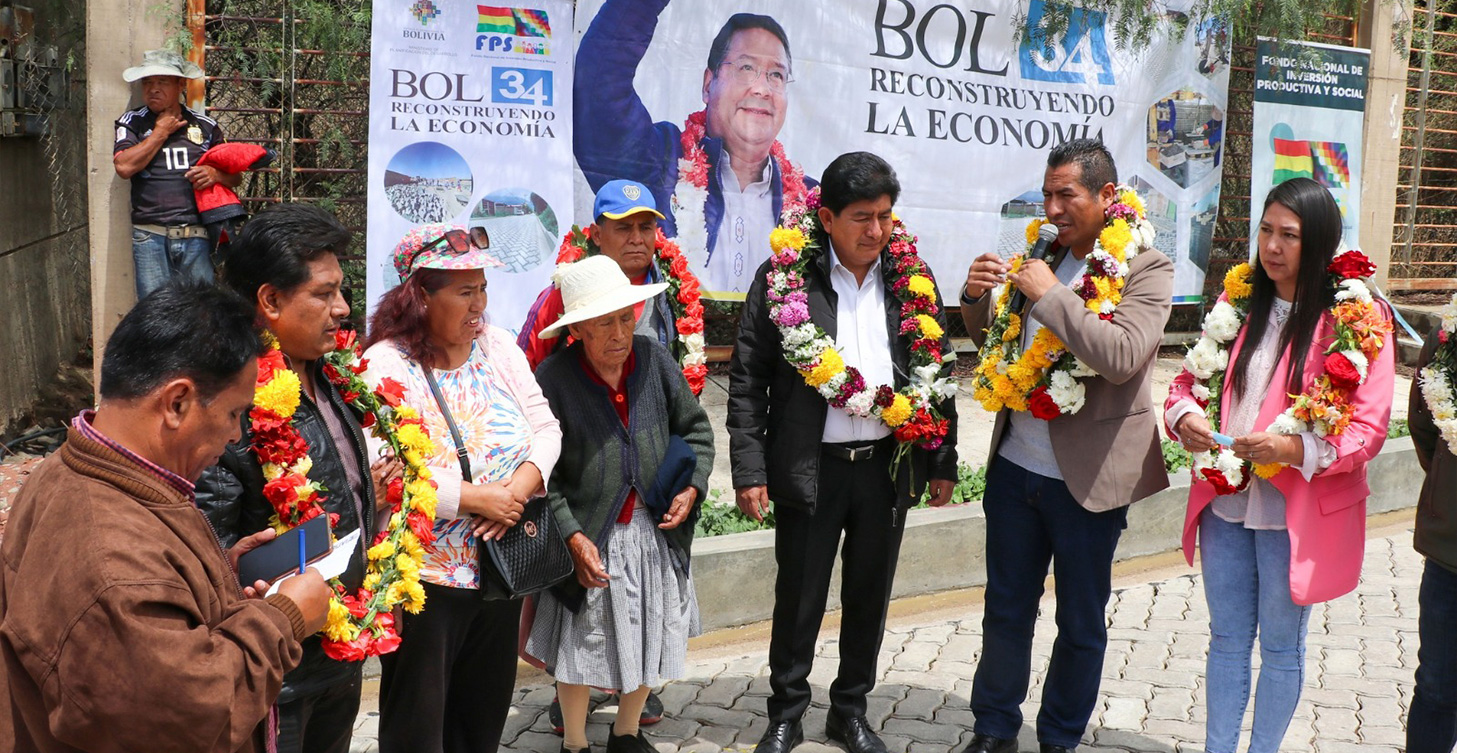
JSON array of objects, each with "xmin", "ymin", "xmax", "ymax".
[{"xmin": 236, "ymin": 515, "xmax": 331, "ymax": 586}]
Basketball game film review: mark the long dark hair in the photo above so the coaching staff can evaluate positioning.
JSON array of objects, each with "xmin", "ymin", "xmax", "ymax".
[
  {"xmin": 365, "ymin": 268, "xmax": 454, "ymax": 367},
  {"xmin": 1228, "ymin": 178, "xmax": 1343, "ymax": 400}
]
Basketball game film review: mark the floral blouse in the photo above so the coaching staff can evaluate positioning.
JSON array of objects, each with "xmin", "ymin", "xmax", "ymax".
[{"xmin": 363, "ymin": 325, "xmax": 562, "ymax": 589}]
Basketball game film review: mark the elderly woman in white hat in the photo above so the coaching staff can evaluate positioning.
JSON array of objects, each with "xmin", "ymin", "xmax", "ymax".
[
  {"xmin": 361, "ymin": 223, "xmax": 563, "ymax": 753},
  {"xmin": 525, "ymin": 255, "xmax": 715, "ymax": 753}
]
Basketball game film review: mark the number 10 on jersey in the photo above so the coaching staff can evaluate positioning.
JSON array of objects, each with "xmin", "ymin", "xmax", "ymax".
[{"xmin": 491, "ymin": 68, "xmax": 553, "ymax": 107}]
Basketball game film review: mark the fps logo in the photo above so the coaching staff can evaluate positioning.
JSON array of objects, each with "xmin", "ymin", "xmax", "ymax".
[
  {"xmin": 474, "ymin": 6, "xmax": 551, "ymax": 56},
  {"xmin": 1019, "ymin": 0, "xmax": 1115, "ymax": 86}
]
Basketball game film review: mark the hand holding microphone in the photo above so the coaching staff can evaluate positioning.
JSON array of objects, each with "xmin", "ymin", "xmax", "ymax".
[{"xmin": 1006, "ymin": 223, "xmax": 1061, "ymax": 312}]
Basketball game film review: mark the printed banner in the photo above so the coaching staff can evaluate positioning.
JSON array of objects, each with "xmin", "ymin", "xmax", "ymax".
[
  {"xmin": 1251, "ymin": 38, "xmax": 1369, "ymax": 255},
  {"xmin": 573, "ymin": 0, "xmax": 1232, "ymax": 303},
  {"xmin": 367, "ymin": 0, "xmax": 574, "ymax": 325}
]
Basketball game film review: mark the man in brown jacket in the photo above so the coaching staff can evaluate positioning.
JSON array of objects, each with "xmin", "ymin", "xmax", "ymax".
[
  {"xmin": 0, "ymin": 281, "xmax": 330, "ymax": 753},
  {"xmin": 957, "ymin": 139, "xmax": 1172, "ymax": 753}
]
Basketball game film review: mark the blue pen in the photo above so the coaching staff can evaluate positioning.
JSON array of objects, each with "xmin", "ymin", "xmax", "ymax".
[{"xmin": 298, "ymin": 529, "xmax": 307, "ymax": 575}]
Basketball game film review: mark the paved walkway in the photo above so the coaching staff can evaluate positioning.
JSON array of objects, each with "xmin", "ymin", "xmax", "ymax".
[{"xmin": 349, "ymin": 521, "xmax": 1424, "ymax": 752}]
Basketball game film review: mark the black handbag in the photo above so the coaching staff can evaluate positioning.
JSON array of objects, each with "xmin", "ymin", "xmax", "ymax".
[{"xmin": 421, "ymin": 367, "xmax": 573, "ymax": 601}]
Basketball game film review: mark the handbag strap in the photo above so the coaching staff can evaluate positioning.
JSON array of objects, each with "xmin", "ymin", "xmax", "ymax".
[{"xmin": 420, "ymin": 366, "xmax": 472, "ymax": 482}]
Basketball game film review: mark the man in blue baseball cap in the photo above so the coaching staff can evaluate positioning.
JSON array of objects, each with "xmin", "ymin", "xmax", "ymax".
[{"xmin": 518, "ymin": 179, "xmax": 678, "ymax": 370}]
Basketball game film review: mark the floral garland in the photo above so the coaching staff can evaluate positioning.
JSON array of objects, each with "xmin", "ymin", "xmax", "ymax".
[
  {"xmin": 670, "ymin": 110, "xmax": 809, "ymax": 260},
  {"xmin": 1417, "ymin": 291, "xmax": 1457, "ymax": 457},
  {"xmin": 557, "ymin": 225, "xmax": 708, "ymax": 395},
  {"xmin": 766, "ymin": 187, "xmax": 956, "ymax": 458},
  {"xmin": 1182, "ymin": 249, "xmax": 1392, "ymax": 495},
  {"xmin": 250, "ymin": 328, "xmax": 439, "ymax": 660},
  {"xmin": 972, "ymin": 186, "xmax": 1157, "ymax": 419}
]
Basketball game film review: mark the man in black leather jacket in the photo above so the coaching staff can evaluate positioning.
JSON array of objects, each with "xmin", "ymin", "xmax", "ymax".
[
  {"xmin": 197, "ymin": 203, "xmax": 387, "ymax": 753},
  {"xmin": 728, "ymin": 152, "xmax": 958, "ymax": 753}
]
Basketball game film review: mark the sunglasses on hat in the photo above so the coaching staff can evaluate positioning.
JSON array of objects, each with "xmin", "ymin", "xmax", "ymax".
[{"xmin": 406, "ymin": 226, "xmax": 491, "ymax": 270}]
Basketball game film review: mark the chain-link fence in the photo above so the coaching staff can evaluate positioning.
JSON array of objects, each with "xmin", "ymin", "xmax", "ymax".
[
  {"xmin": 191, "ymin": 0, "xmax": 371, "ymax": 313},
  {"xmin": 1392, "ymin": 0, "xmax": 1457, "ymax": 293},
  {"xmin": 2, "ymin": 2, "xmax": 87, "ymax": 236}
]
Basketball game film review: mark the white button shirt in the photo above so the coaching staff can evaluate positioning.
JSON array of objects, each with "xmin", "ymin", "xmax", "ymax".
[
  {"xmin": 822, "ymin": 245, "xmax": 895, "ymax": 443},
  {"xmin": 711, "ymin": 153, "xmax": 776, "ymax": 295}
]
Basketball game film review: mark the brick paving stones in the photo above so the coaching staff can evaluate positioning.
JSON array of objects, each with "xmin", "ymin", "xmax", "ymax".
[{"xmin": 352, "ymin": 528, "xmax": 1426, "ymax": 752}]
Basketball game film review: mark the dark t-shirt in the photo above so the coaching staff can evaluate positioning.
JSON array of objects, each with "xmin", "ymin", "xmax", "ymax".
[{"xmin": 113, "ymin": 105, "xmax": 225, "ymax": 226}]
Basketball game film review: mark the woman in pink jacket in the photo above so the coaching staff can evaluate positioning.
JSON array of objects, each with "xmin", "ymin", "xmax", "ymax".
[{"xmin": 1165, "ymin": 178, "xmax": 1394, "ymax": 753}]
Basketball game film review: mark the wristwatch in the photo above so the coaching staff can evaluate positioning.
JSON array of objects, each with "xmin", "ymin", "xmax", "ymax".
[{"xmin": 959, "ymin": 285, "xmax": 982, "ymax": 307}]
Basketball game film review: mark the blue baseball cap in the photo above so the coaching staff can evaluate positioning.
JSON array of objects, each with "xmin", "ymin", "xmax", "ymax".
[{"xmin": 593, "ymin": 179, "xmax": 666, "ymax": 222}]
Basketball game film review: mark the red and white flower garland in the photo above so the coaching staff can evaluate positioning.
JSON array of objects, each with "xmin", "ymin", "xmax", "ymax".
[
  {"xmin": 250, "ymin": 329, "xmax": 439, "ymax": 660},
  {"xmin": 670, "ymin": 110, "xmax": 809, "ymax": 258},
  {"xmin": 557, "ymin": 225, "xmax": 708, "ymax": 395},
  {"xmin": 1182, "ymin": 249, "xmax": 1392, "ymax": 495}
]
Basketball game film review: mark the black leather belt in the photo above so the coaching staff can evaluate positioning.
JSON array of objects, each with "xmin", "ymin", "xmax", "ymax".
[{"xmin": 822, "ymin": 437, "xmax": 895, "ymax": 463}]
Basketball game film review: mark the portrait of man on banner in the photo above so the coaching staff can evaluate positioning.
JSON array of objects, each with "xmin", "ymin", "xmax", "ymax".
[{"xmin": 574, "ymin": 0, "xmax": 815, "ymax": 299}]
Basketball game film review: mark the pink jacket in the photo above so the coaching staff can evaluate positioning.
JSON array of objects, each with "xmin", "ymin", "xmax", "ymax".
[{"xmin": 1165, "ymin": 296, "xmax": 1395, "ymax": 605}]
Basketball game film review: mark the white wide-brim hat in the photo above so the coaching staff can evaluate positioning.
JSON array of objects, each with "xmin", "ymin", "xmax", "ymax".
[
  {"xmin": 123, "ymin": 50, "xmax": 204, "ymax": 83},
  {"xmin": 539, "ymin": 255, "xmax": 667, "ymax": 340}
]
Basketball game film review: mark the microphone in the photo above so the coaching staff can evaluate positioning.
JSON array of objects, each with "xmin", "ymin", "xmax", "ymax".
[{"xmin": 1008, "ymin": 223, "xmax": 1060, "ymax": 315}]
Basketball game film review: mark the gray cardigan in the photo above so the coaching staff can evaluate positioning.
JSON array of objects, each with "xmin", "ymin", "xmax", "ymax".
[{"xmin": 535, "ymin": 336, "xmax": 714, "ymax": 598}]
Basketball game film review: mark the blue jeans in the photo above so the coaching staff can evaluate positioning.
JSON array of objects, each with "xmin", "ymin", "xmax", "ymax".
[
  {"xmin": 131, "ymin": 227, "xmax": 214, "ymax": 299},
  {"xmin": 1409, "ymin": 558, "xmax": 1457, "ymax": 753},
  {"xmin": 1199, "ymin": 509, "xmax": 1311, "ymax": 753},
  {"xmin": 970, "ymin": 457, "xmax": 1128, "ymax": 747}
]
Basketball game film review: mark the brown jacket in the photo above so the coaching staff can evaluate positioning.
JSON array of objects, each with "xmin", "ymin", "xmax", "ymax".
[
  {"xmin": 1410, "ymin": 328, "xmax": 1457, "ymax": 574},
  {"xmin": 963, "ymin": 247, "xmax": 1174, "ymax": 512},
  {"xmin": 0, "ymin": 427, "xmax": 308, "ymax": 753}
]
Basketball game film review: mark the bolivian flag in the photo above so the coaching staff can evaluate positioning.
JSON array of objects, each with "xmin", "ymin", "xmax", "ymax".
[
  {"xmin": 1272, "ymin": 138, "xmax": 1314, "ymax": 184},
  {"xmin": 477, "ymin": 5, "xmax": 514, "ymax": 34},
  {"xmin": 476, "ymin": 6, "xmax": 551, "ymax": 36}
]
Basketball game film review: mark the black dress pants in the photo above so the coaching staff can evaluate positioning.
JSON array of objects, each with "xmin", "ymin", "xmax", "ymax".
[
  {"xmin": 379, "ymin": 582, "xmax": 523, "ymax": 753},
  {"xmin": 766, "ymin": 444, "xmax": 905, "ymax": 723},
  {"xmin": 274, "ymin": 670, "xmax": 363, "ymax": 753}
]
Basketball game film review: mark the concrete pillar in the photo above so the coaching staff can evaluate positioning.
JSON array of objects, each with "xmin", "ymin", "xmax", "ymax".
[
  {"xmin": 85, "ymin": 0, "xmax": 168, "ymax": 380},
  {"xmin": 1357, "ymin": 0, "xmax": 1411, "ymax": 289}
]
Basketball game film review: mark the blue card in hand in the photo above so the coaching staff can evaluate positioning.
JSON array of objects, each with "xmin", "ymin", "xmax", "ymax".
[{"xmin": 1211, "ymin": 432, "xmax": 1234, "ymax": 447}]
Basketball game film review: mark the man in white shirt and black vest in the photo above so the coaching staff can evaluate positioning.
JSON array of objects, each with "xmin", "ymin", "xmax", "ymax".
[{"xmin": 729, "ymin": 151, "xmax": 958, "ymax": 753}]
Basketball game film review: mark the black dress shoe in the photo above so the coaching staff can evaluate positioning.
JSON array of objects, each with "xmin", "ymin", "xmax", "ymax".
[
  {"xmin": 754, "ymin": 720, "xmax": 804, "ymax": 753},
  {"xmin": 1039, "ymin": 746, "xmax": 1074, "ymax": 753},
  {"xmin": 606, "ymin": 731, "xmax": 657, "ymax": 753},
  {"xmin": 826, "ymin": 709, "xmax": 888, "ymax": 753},
  {"xmin": 960, "ymin": 734, "xmax": 1017, "ymax": 753}
]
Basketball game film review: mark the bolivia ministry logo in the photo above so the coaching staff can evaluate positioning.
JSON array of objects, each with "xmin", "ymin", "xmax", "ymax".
[
  {"xmin": 474, "ymin": 5, "xmax": 551, "ymax": 55},
  {"xmin": 409, "ymin": 0, "xmax": 442, "ymax": 26}
]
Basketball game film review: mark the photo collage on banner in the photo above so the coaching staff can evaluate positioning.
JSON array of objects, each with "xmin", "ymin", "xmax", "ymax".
[
  {"xmin": 367, "ymin": 0, "xmax": 574, "ymax": 323},
  {"xmin": 1251, "ymin": 38, "xmax": 1370, "ymax": 256},
  {"xmin": 572, "ymin": 0, "xmax": 1232, "ymax": 303}
]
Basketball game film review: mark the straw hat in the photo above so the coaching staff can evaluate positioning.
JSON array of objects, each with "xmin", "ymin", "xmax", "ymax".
[
  {"xmin": 123, "ymin": 50, "xmax": 204, "ymax": 82},
  {"xmin": 538, "ymin": 256, "xmax": 667, "ymax": 339}
]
